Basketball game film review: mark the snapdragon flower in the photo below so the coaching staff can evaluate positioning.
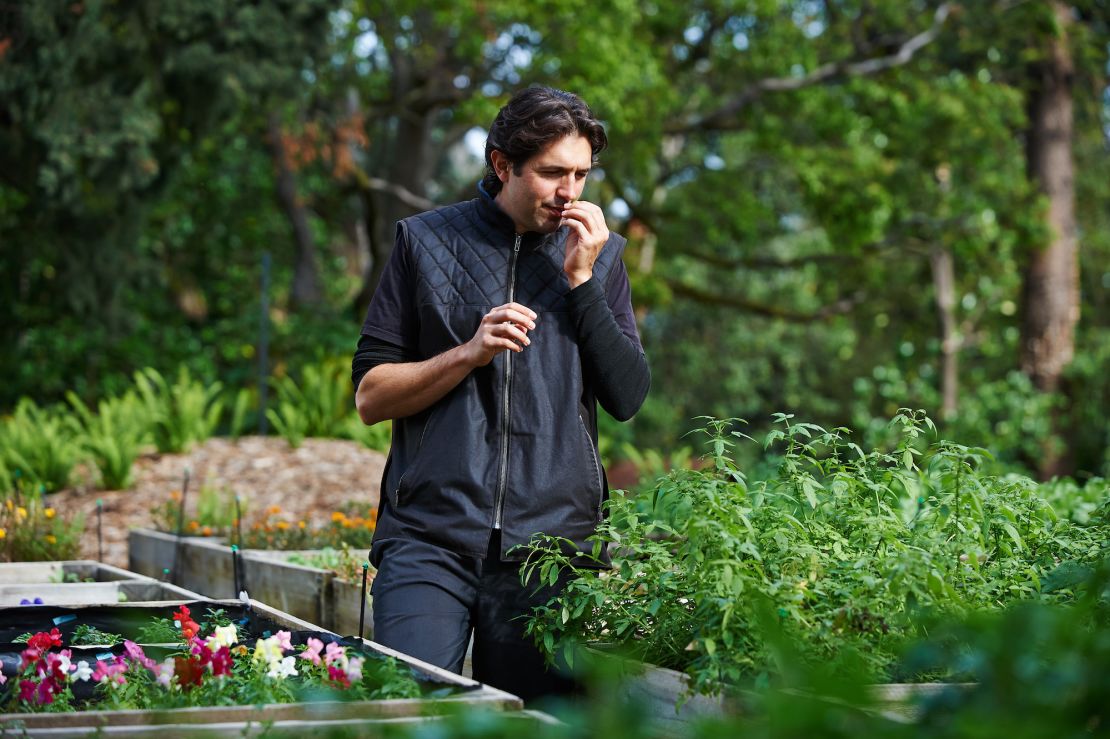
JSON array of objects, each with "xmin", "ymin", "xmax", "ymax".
[
  {"xmin": 70, "ymin": 660, "xmax": 93, "ymax": 682},
  {"xmin": 299, "ymin": 637, "xmax": 324, "ymax": 665},
  {"xmin": 266, "ymin": 656, "xmax": 299, "ymax": 680},
  {"xmin": 252, "ymin": 635, "xmax": 285, "ymax": 668},
  {"xmin": 206, "ymin": 624, "xmax": 239, "ymax": 651}
]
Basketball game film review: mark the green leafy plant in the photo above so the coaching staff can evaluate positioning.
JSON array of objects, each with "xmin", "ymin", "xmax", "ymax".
[
  {"xmin": 71, "ymin": 625, "xmax": 123, "ymax": 646},
  {"xmin": 266, "ymin": 358, "xmax": 352, "ymax": 448},
  {"xmin": 521, "ymin": 412, "xmax": 1109, "ymax": 695},
  {"xmin": 0, "ymin": 399, "xmax": 81, "ymax": 493},
  {"xmin": 226, "ymin": 387, "xmax": 257, "ymax": 440},
  {"xmin": 133, "ymin": 366, "xmax": 223, "ymax": 454},
  {"xmin": 288, "ymin": 545, "xmax": 374, "ymax": 584},
  {"xmin": 149, "ymin": 484, "xmax": 239, "ymax": 537},
  {"xmin": 65, "ymin": 390, "xmax": 148, "ymax": 490}
]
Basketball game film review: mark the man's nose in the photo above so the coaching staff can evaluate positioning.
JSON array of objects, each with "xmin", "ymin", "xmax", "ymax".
[{"xmin": 556, "ymin": 175, "xmax": 579, "ymax": 202}]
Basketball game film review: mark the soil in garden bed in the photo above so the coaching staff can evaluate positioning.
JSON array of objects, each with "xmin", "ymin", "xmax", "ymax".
[{"xmin": 49, "ymin": 437, "xmax": 386, "ymax": 569}]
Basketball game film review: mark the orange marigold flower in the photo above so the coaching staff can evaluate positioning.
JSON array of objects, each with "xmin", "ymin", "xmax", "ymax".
[
  {"xmin": 44, "ymin": 508, "xmax": 56, "ymax": 519},
  {"xmin": 202, "ymin": 526, "xmax": 212, "ymax": 536},
  {"xmin": 297, "ymin": 521, "xmax": 307, "ymax": 529},
  {"xmin": 188, "ymin": 521, "xmax": 200, "ymax": 531},
  {"xmin": 276, "ymin": 521, "xmax": 289, "ymax": 531},
  {"xmin": 331, "ymin": 511, "xmax": 345, "ymax": 523},
  {"xmin": 268, "ymin": 505, "xmax": 282, "ymax": 515}
]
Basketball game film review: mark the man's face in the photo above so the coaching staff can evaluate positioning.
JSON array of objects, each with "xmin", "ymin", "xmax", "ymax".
[{"xmin": 492, "ymin": 134, "xmax": 593, "ymax": 234}]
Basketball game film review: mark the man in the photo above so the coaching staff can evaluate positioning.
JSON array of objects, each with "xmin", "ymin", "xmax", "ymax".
[{"xmin": 351, "ymin": 86, "xmax": 649, "ymax": 700}]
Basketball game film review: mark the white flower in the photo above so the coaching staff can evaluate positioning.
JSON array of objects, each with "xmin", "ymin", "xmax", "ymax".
[
  {"xmin": 267, "ymin": 656, "xmax": 298, "ymax": 680},
  {"xmin": 156, "ymin": 657, "xmax": 176, "ymax": 688},
  {"xmin": 345, "ymin": 657, "xmax": 364, "ymax": 683},
  {"xmin": 206, "ymin": 624, "xmax": 239, "ymax": 651},
  {"xmin": 253, "ymin": 636, "xmax": 284, "ymax": 667},
  {"xmin": 70, "ymin": 660, "xmax": 93, "ymax": 682}
]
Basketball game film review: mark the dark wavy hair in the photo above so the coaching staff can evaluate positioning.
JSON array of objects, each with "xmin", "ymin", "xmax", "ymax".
[{"xmin": 481, "ymin": 86, "xmax": 608, "ymax": 196}]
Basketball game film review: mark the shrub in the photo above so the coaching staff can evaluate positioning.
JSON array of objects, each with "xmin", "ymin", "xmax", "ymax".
[
  {"xmin": 266, "ymin": 358, "xmax": 351, "ymax": 448},
  {"xmin": 521, "ymin": 411, "xmax": 1109, "ymax": 694},
  {"xmin": 0, "ymin": 399, "xmax": 81, "ymax": 493},
  {"xmin": 66, "ymin": 390, "xmax": 148, "ymax": 490},
  {"xmin": 133, "ymin": 367, "xmax": 223, "ymax": 454}
]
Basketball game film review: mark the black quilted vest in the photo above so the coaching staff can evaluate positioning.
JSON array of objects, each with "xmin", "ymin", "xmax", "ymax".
[{"xmin": 370, "ymin": 194, "xmax": 626, "ymax": 562}]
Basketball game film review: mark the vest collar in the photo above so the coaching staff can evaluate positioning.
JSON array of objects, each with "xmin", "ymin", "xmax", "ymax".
[{"xmin": 476, "ymin": 182, "xmax": 554, "ymax": 249}]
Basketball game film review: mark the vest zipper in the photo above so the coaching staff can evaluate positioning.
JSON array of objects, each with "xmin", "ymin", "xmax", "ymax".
[{"xmin": 493, "ymin": 234, "xmax": 522, "ymax": 530}]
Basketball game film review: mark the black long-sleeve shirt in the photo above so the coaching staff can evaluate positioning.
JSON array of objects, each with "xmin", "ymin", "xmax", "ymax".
[{"xmin": 351, "ymin": 276, "xmax": 649, "ymax": 421}]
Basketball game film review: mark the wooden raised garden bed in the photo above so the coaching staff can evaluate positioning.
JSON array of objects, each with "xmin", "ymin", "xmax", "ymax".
[
  {"xmin": 128, "ymin": 529, "xmax": 355, "ymax": 634},
  {"xmin": 0, "ymin": 598, "xmax": 527, "ymax": 736},
  {"xmin": 0, "ymin": 561, "xmax": 203, "ymax": 606}
]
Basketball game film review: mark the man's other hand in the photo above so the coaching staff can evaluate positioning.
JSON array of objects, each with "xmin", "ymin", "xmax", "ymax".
[{"xmin": 464, "ymin": 302, "xmax": 538, "ymax": 366}]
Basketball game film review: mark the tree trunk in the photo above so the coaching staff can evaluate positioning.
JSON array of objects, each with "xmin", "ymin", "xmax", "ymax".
[
  {"xmin": 352, "ymin": 110, "xmax": 437, "ymax": 320},
  {"xmin": 930, "ymin": 244, "xmax": 959, "ymax": 419},
  {"xmin": 1020, "ymin": 1, "xmax": 1079, "ymax": 478},
  {"xmin": 268, "ymin": 113, "xmax": 323, "ymax": 308}
]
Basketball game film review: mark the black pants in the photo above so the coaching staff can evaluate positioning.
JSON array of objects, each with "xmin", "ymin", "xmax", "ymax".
[{"xmin": 370, "ymin": 532, "xmax": 577, "ymax": 703}]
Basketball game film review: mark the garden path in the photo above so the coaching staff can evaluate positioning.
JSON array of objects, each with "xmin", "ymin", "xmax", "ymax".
[{"xmin": 50, "ymin": 436, "xmax": 385, "ymax": 569}]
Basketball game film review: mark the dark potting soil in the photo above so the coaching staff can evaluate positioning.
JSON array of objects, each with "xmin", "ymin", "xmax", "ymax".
[{"xmin": 0, "ymin": 602, "xmax": 470, "ymax": 699}]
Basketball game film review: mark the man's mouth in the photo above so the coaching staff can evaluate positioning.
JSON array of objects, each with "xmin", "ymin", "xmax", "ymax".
[{"xmin": 544, "ymin": 205, "xmax": 562, "ymax": 218}]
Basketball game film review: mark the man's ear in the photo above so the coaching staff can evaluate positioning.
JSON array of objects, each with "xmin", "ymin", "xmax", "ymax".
[{"xmin": 490, "ymin": 150, "xmax": 512, "ymax": 183}]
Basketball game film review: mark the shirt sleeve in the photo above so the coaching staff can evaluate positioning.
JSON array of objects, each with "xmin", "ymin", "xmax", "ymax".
[
  {"xmin": 360, "ymin": 222, "xmax": 419, "ymax": 352},
  {"xmin": 564, "ymin": 258, "xmax": 650, "ymax": 422},
  {"xmin": 351, "ymin": 334, "xmax": 415, "ymax": 391}
]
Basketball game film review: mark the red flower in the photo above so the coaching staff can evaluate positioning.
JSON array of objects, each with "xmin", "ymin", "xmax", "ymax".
[
  {"xmin": 209, "ymin": 646, "xmax": 232, "ymax": 677},
  {"xmin": 27, "ymin": 628, "xmax": 62, "ymax": 651},
  {"xmin": 173, "ymin": 656, "xmax": 204, "ymax": 690},
  {"xmin": 327, "ymin": 665, "xmax": 351, "ymax": 688},
  {"xmin": 18, "ymin": 680, "xmax": 36, "ymax": 703}
]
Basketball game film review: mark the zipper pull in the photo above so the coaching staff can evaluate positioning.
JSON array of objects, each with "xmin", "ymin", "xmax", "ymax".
[{"xmin": 514, "ymin": 234, "xmax": 521, "ymax": 253}]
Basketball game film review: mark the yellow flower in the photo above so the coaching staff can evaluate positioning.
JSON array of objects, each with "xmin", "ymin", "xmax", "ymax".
[
  {"xmin": 331, "ymin": 511, "xmax": 346, "ymax": 523},
  {"xmin": 276, "ymin": 521, "xmax": 289, "ymax": 531},
  {"xmin": 44, "ymin": 508, "xmax": 56, "ymax": 519},
  {"xmin": 297, "ymin": 521, "xmax": 306, "ymax": 530},
  {"xmin": 5, "ymin": 500, "xmax": 12, "ymax": 510},
  {"xmin": 0, "ymin": 528, "xmax": 6, "ymax": 539},
  {"xmin": 45, "ymin": 534, "xmax": 57, "ymax": 545},
  {"xmin": 16, "ymin": 507, "xmax": 26, "ymax": 520}
]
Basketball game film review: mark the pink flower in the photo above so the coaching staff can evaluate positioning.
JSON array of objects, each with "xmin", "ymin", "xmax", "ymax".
[
  {"xmin": 123, "ymin": 641, "xmax": 157, "ymax": 671},
  {"xmin": 323, "ymin": 642, "xmax": 346, "ymax": 668},
  {"xmin": 92, "ymin": 657, "xmax": 128, "ymax": 686},
  {"xmin": 0, "ymin": 672, "xmax": 6, "ymax": 686},
  {"xmin": 299, "ymin": 638, "xmax": 324, "ymax": 665},
  {"xmin": 275, "ymin": 630, "xmax": 292, "ymax": 651}
]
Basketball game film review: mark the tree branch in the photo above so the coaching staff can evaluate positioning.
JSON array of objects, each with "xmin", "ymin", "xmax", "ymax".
[
  {"xmin": 669, "ymin": 3, "xmax": 952, "ymax": 133},
  {"xmin": 665, "ymin": 279, "xmax": 867, "ymax": 322},
  {"xmin": 351, "ymin": 168, "xmax": 436, "ymax": 211}
]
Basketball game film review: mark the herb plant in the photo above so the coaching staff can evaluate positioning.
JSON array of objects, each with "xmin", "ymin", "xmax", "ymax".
[{"xmin": 521, "ymin": 412, "xmax": 1109, "ymax": 695}]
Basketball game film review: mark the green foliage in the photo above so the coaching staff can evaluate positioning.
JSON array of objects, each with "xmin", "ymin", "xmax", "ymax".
[
  {"xmin": 70, "ymin": 624, "xmax": 122, "ymax": 646},
  {"xmin": 521, "ymin": 413, "xmax": 1109, "ymax": 695},
  {"xmin": 0, "ymin": 400, "xmax": 81, "ymax": 493},
  {"xmin": 133, "ymin": 367, "xmax": 223, "ymax": 454},
  {"xmin": 226, "ymin": 387, "xmax": 257, "ymax": 440},
  {"xmin": 65, "ymin": 390, "xmax": 148, "ymax": 490},
  {"xmin": 266, "ymin": 358, "xmax": 353, "ymax": 448}
]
